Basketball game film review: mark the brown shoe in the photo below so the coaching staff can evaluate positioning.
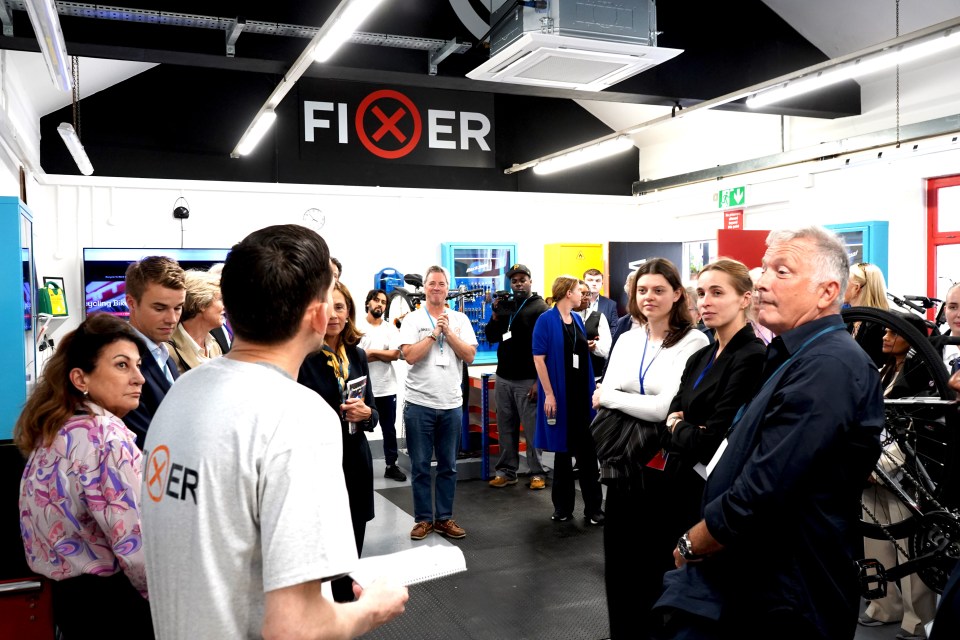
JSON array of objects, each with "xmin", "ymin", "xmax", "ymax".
[
  {"xmin": 489, "ymin": 475, "xmax": 517, "ymax": 488},
  {"xmin": 410, "ymin": 521, "xmax": 433, "ymax": 540},
  {"xmin": 528, "ymin": 476, "xmax": 546, "ymax": 490},
  {"xmin": 434, "ymin": 519, "xmax": 466, "ymax": 539}
]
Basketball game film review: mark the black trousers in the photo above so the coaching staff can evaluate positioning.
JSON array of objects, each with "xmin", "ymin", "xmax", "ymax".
[
  {"xmin": 552, "ymin": 418, "xmax": 603, "ymax": 518},
  {"xmin": 332, "ymin": 518, "xmax": 367, "ymax": 602},
  {"xmin": 604, "ymin": 470, "xmax": 679, "ymax": 640},
  {"xmin": 51, "ymin": 572, "xmax": 154, "ymax": 639}
]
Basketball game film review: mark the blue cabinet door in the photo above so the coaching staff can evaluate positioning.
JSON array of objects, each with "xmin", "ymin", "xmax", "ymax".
[
  {"xmin": 441, "ymin": 242, "xmax": 518, "ymax": 365},
  {"xmin": 826, "ymin": 221, "xmax": 889, "ymax": 283}
]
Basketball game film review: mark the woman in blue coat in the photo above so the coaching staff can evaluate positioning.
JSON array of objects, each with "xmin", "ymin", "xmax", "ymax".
[{"xmin": 532, "ymin": 275, "xmax": 603, "ymax": 524}]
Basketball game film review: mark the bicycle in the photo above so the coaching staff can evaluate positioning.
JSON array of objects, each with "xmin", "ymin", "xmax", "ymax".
[{"xmin": 842, "ymin": 304, "xmax": 960, "ymax": 596}]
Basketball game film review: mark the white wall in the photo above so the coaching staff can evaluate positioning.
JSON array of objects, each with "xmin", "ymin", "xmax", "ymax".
[{"xmin": 24, "ymin": 179, "xmax": 641, "ymax": 341}]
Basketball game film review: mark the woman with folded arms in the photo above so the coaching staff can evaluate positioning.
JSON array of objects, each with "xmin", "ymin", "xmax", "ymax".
[
  {"xmin": 661, "ymin": 258, "xmax": 766, "ymax": 583},
  {"xmin": 16, "ymin": 313, "xmax": 154, "ymax": 639},
  {"xmin": 593, "ymin": 258, "xmax": 709, "ymax": 639}
]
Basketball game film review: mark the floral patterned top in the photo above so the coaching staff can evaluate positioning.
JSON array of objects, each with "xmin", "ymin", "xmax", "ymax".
[{"xmin": 19, "ymin": 403, "xmax": 148, "ymax": 598}]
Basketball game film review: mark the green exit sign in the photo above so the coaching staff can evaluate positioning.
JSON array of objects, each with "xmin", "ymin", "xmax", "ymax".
[{"xmin": 719, "ymin": 186, "xmax": 746, "ymax": 208}]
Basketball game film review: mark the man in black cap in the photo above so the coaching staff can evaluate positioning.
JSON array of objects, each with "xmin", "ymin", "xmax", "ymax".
[{"xmin": 485, "ymin": 264, "xmax": 550, "ymax": 489}]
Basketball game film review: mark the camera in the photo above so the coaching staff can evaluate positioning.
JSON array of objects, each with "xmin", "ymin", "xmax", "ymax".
[{"xmin": 493, "ymin": 289, "xmax": 528, "ymax": 314}]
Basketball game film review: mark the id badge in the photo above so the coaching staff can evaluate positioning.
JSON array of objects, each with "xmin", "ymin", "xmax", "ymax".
[
  {"xmin": 572, "ymin": 354, "xmax": 579, "ymax": 369},
  {"xmin": 435, "ymin": 348, "xmax": 449, "ymax": 366},
  {"xmin": 502, "ymin": 331, "xmax": 512, "ymax": 342},
  {"xmin": 705, "ymin": 438, "xmax": 728, "ymax": 478}
]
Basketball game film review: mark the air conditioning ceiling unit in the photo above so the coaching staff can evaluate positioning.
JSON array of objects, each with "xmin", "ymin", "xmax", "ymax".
[{"xmin": 467, "ymin": 0, "xmax": 682, "ymax": 91}]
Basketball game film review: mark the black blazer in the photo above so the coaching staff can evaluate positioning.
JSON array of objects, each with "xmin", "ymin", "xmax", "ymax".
[
  {"xmin": 668, "ymin": 324, "xmax": 766, "ymax": 467},
  {"xmin": 298, "ymin": 345, "xmax": 379, "ymax": 525},
  {"xmin": 654, "ymin": 324, "xmax": 766, "ymax": 540},
  {"xmin": 123, "ymin": 344, "xmax": 177, "ymax": 450},
  {"xmin": 596, "ymin": 295, "xmax": 619, "ymax": 332}
]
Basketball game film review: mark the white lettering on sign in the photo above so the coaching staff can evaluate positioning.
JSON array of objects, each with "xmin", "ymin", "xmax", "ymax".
[
  {"xmin": 460, "ymin": 112, "xmax": 491, "ymax": 151},
  {"xmin": 304, "ymin": 98, "xmax": 492, "ymax": 154},
  {"xmin": 305, "ymin": 102, "xmax": 350, "ymax": 143},
  {"xmin": 428, "ymin": 110, "xmax": 457, "ymax": 150}
]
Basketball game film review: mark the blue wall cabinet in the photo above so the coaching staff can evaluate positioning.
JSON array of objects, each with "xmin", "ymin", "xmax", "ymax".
[
  {"xmin": 826, "ymin": 221, "xmax": 889, "ymax": 282},
  {"xmin": 1, "ymin": 197, "xmax": 36, "ymax": 440},
  {"xmin": 441, "ymin": 242, "xmax": 518, "ymax": 365}
]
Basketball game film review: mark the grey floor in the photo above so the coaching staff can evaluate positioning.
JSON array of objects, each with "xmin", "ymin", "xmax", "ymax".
[{"xmin": 360, "ymin": 451, "xmax": 916, "ymax": 640}]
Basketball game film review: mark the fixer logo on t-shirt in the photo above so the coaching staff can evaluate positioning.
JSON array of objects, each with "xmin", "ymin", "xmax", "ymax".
[{"xmin": 145, "ymin": 445, "xmax": 199, "ymax": 505}]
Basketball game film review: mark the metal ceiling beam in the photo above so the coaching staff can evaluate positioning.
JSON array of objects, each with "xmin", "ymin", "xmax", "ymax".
[{"xmin": 4, "ymin": 1, "xmax": 471, "ymax": 60}]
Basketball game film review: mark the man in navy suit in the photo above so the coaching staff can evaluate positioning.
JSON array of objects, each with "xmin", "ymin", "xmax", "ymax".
[
  {"xmin": 121, "ymin": 256, "xmax": 186, "ymax": 448},
  {"xmin": 583, "ymin": 268, "xmax": 619, "ymax": 330}
]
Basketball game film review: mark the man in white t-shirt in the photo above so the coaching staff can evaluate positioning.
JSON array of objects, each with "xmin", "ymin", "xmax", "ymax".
[
  {"xmin": 357, "ymin": 288, "xmax": 406, "ymax": 482},
  {"xmin": 142, "ymin": 224, "xmax": 407, "ymax": 640},
  {"xmin": 399, "ymin": 265, "xmax": 477, "ymax": 541}
]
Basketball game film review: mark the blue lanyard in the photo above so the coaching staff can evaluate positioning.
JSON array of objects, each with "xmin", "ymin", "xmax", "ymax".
[
  {"xmin": 728, "ymin": 323, "xmax": 844, "ymax": 431},
  {"xmin": 693, "ymin": 343, "xmax": 719, "ymax": 389},
  {"xmin": 507, "ymin": 296, "xmax": 530, "ymax": 331},
  {"xmin": 638, "ymin": 332, "xmax": 664, "ymax": 395},
  {"xmin": 426, "ymin": 311, "xmax": 444, "ymax": 354}
]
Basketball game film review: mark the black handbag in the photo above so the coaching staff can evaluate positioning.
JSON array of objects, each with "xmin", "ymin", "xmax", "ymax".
[{"xmin": 589, "ymin": 407, "xmax": 661, "ymax": 487}]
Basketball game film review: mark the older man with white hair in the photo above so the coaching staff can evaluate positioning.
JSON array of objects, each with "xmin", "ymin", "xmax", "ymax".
[{"xmin": 654, "ymin": 226, "xmax": 884, "ymax": 640}]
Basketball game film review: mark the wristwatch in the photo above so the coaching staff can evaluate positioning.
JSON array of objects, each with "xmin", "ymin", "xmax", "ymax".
[
  {"xmin": 427, "ymin": 332, "xmax": 438, "ymax": 341},
  {"xmin": 677, "ymin": 532, "xmax": 706, "ymax": 563},
  {"xmin": 667, "ymin": 415, "xmax": 681, "ymax": 431}
]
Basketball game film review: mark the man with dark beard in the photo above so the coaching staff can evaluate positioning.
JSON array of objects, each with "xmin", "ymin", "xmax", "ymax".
[{"xmin": 357, "ymin": 289, "xmax": 406, "ymax": 481}]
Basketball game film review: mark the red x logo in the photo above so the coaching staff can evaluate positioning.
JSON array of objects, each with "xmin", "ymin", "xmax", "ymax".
[
  {"xmin": 371, "ymin": 105, "xmax": 407, "ymax": 143},
  {"xmin": 146, "ymin": 446, "xmax": 170, "ymax": 502},
  {"xmin": 355, "ymin": 89, "xmax": 422, "ymax": 160}
]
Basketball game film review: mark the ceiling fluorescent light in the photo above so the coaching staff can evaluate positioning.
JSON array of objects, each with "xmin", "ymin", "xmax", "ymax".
[
  {"xmin": 747, "ymin": 26, "xmax": 960, "ymax": 108},
  {"xmin": 533, "ymin": 137, "xmax": 634, "ymax": 175},
  {"xmin": 313, "ymin": 0, "xmax": 385, "ymax": 63},
  {"xmin": 23, "ymin": 0, "xmax": 72, "ymax": 92},
  {"xmin": 57, "ymin": 123, "xmax": 93, "ymax": 175},
  {"xmin": 235, "ymin": 110, "xmax": 277, "ymax": 156}
]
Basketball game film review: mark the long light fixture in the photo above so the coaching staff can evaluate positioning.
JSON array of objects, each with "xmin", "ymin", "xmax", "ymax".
[
  {"xmin": 313, "ymin": 0, "xmax": 385, "ymax": 62},
  {"xmin": 231, "ymin": 0, "xmax": 385, "ymax": 158},
  {"xmin": 23, "ymin": 0, "xmax": 72, "ymax": 92},
  {"xmin": 234, "ymin": 110, "xmax": 277, "ymax": 156},
  {"xmin": 533, "ymin": 137, "xmax": 634, "ymax": 175},
  {"xmin": 747, "ymin": 24, "xmax": 960, "ymax": 108},
  {"xmin": 505, "ymin": 16, "xmax": 960, "ymax": 176},
  {"xmin": 56, "ymin": 123, "xmax": 93, "ymax": 175}
]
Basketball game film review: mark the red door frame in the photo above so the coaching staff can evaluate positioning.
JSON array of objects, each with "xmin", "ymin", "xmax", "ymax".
[{"xmin": 926, "ymin": 175, "xmax": 960, "ymax": 301}]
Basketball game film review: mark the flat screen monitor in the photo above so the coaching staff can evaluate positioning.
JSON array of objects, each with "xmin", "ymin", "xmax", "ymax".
[{"xmin": 83, "ymin": 248, "xmax": 230, "ymax": 318}]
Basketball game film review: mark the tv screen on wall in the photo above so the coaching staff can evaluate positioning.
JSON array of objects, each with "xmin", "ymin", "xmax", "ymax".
[{"xmin": 83, "ymin": 248, "xmax": 230, "ymax": 318}]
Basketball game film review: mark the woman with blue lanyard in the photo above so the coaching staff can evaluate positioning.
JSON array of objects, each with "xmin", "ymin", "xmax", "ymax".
[
  {"xmin": 532, "ymin": 275, "xmax": 604, "ymax": 525},
  {"xmin": 659, "ymin": 259, "xmax": 766, "ymax": 610},
  {"xmin": 298, "ymin": 281, "xmax": 379, "ymax": 603},
  {"xmin": 593, "ymin": 258, "xmax": 709, "ymax": 640}
]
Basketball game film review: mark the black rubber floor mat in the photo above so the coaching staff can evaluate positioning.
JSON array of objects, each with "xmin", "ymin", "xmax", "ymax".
[{"xmin": 364, "ymin": 479, "xmax": 609, "ymax": 639}]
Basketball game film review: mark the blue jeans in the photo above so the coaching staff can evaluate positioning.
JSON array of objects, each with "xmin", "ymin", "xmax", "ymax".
[
  {"xmin": 404, "ymin": 401, "xmax": 462, "ymax": 522},
  {"xmin": 374, "ymin": 395, "xmax": 398, "ymax": 466}
]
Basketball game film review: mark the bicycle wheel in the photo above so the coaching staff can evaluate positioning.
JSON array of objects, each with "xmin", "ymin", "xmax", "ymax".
[
  {"xmin": 845, "ymin": 307, "xmax": 958, "ymax": 592},
  {"xmin": 845, "ymin": 307, "xmax": 952, "ymax": 523}
]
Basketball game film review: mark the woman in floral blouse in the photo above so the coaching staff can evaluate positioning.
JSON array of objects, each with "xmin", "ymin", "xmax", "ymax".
[{"xmin": 15, "ymin": 313, "xmax": 154, "ymax": 639}]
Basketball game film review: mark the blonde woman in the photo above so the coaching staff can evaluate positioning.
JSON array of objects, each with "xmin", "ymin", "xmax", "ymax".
[
  {"xmin": 166, "ymin": 269, "xmax": 224, "ymax": 374},
  {"xmin": 845, "ymin": 261, "xmax": 889, "ymax": 367}
]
